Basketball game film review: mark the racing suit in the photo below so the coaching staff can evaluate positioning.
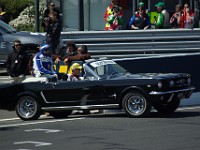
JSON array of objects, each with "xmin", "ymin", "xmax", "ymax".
[
  {"xmin": 67, "ymin": 74, "xmax": 81, "ymax": 81},
  {"xmin": 33, "ymin": 49, "xmax": 57, "ymax": 78}
]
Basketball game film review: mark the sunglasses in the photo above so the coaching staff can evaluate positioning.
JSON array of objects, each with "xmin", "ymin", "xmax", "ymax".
[
  {"xmin": 15, "ymin": 44, "xmax": 22, "ymax": 46},
  {"xmin": 51, "ymin": 4, "xmax": 55, "ymax": 6}
]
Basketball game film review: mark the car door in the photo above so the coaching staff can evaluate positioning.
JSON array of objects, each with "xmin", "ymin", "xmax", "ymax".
[
  {"xmin": 42, "ymin": 80, "xmax": 101, "ymax": 106},
  {"xmin": 98, "ymin": 80, "xmax": 120, "ymax": 104}
]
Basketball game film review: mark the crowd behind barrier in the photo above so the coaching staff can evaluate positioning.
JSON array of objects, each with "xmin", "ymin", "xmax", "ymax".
[{"xmin": 103, "ymin": 1, "xmax": 199, "ymax": 31}]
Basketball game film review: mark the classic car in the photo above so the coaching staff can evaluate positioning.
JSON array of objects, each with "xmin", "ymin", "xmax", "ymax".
[{"xmin": 0, "ymin": 58, "xmax": 195, "ymax": 121}]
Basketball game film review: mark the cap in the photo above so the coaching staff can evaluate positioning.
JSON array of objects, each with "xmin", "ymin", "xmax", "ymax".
[
  {"xmin": 71, "ymin": 63, "xmax": 82, "ymax": 70},
  {"xmin": 155, "ymin": 2, "xmax": 164, "ymax": 7},
  {"xmin": 138, "ymin": 2, "xmax": 144, "ymax": 7}
]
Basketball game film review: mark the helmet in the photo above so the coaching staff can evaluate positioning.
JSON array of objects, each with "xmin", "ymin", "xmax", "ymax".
[
  {"xmin": 71, "ymin": 63, "xmax": 82, "ymax": 70},
  {"xmin": 40, "ymin": 44, "xmax": 50, "ymax": 53}
]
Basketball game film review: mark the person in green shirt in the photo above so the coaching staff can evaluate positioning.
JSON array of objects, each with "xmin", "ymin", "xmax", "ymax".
[{"xmin": 154, "ymin": 2, "xmax": 165, "ymax": 29}]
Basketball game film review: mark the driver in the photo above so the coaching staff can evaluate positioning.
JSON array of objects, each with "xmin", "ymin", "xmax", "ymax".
[
  {"xmin": 32, "ymin": 43, "xmax": 57, "ymax": 80},
  {"xmin": 67, "ymin": 63, "xmax": 82, "ymax": 81}
]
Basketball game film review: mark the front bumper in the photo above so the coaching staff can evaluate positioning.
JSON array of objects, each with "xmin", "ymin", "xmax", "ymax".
[
  {"xmin": 149, "ymin": 86, "xmax": 195, "ymax": 102},
  {"xmin": 149, "ymin": 87, "xmax": 195, "ymax": 96}
]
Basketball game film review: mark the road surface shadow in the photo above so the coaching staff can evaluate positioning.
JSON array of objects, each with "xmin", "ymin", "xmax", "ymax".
[{"xmin": 83, "ymin": 110, "xmax": 200, "ymax": 119}]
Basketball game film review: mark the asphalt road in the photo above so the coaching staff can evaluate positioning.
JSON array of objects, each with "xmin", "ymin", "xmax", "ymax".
[{"xmin": 0, "ymin": 107, "xmax": 200, "ymax": 150}]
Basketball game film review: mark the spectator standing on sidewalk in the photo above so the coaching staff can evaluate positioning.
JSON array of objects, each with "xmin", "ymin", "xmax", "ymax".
[
  {"xmin": 44, "ymin": 11, "xmax": 62, "ymax": 54},
  {"xmin": 6, "ymin": 40, "xmax": 28, "ymax": 83}
]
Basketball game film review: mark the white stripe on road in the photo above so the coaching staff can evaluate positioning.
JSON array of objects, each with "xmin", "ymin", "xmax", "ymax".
[
  {"xmin": 0, "ymin": 118, "xmax": 20, "ymax": 122},
  {"xmin": 0, "ymin": 106, "xmax": 200, "ymax": 128},
  {"xmin": 0, "ymin": 117, "xmax": 85, "ymax": 128},
  {"xmin": 177, "ymin": 106, "xmax": 200, "ymax": 111}
]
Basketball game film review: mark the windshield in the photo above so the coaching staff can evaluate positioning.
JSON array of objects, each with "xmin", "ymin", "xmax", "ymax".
[
  {"xmin": 0, "ymin": 20, "xmax": 17, "ymax": 33},
  {"xmin": 88, "ymin": 60, "xmax": 127, "ymax": 79}
]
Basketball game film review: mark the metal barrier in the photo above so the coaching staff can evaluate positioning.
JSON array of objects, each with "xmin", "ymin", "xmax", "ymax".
[{"xmin": 60, "ymin": 29, "xmax": 200, "ymax": 59}]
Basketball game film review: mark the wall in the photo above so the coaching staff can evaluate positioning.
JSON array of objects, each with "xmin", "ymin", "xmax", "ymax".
[{"xmin": 62, "ymin": 0, "xmax": 110, "ymax": 31}]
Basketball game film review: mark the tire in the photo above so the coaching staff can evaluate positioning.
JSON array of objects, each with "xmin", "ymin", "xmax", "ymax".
[
  {"xmin": 122, "ymin": 91, "xmax": 152, "ymax": 117},
  {"xmin": 153, "ymin": 98, "xmax": 180, "ymax": 114},
  {"xmin": 16, "ymin": 95, "xmax": 41, "ymax": 121},
  {"xmin": 49, "ymin": 110, "xmax": 72, "ymax": 119}
]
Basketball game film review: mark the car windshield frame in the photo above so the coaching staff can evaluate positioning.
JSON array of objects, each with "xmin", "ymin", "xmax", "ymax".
[
  {"xmin": 84, "ymin": 59, "xmax": 127, "ymax": 80},
  {"xmin": 0, "ymin": 20, "xmax": 17, "ymax": 33}
]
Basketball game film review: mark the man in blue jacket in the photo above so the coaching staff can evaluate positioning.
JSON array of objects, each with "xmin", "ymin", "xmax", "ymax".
[{"xmin": 33, "ymin": 43, "xmax": 57, "ymax": 80}]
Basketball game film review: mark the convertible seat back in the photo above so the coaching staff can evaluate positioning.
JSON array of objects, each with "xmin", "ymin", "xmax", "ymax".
[{"xmin": 55, "ymin": 61, "xmax": 85, "ymax": 76}]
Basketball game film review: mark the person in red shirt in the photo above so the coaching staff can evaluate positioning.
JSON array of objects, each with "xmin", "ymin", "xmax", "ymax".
[{"xmin": 182, "ymin": 3, "xmax": 194, "ymax": 29}]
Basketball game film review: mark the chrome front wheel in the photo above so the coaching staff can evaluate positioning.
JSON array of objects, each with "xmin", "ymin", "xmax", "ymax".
[{"xmin": 122, "ymin": 91, "xmax": 151, "ymax": 117}]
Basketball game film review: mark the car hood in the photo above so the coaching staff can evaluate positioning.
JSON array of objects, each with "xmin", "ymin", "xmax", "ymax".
[
  {"xmin": 112, "ymin": 73, "xmax": 190, "ymax": 80},
  {"xmin": 136, "ymin": 73, "xmax": 190, "ymax": 79},
  {"xmin": 4, "ymin": 31, "xmax": 45, "ymax": 44}
]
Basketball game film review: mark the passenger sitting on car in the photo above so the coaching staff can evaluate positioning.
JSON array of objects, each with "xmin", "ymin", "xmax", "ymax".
[
  {"xmin": 67, "ymin": 63, "xmax": 82, "ymax": 81},
  {"xmin": 32, "ymin": 43, "xmax": 57, "ymax": 81}
]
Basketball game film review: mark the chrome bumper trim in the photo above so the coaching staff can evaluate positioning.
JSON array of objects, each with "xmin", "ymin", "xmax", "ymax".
[
  {"xmin": 149, "ymin": 87, "xmax": 195, "ymax": 95},
  {"xmin": 42, "ymin": 104, "xmax": 119, "ymax": 111}
]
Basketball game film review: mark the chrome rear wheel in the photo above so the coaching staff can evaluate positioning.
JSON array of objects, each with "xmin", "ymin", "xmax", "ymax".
[{"xmin": 16, "ymin": 96, "xmax": 41, "ymax": 121}]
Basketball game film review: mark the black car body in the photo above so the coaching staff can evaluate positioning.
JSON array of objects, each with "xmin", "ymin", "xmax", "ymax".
[
  {"xmin": 0, "ymin": 20, "xmax": 45, "ymax": 66},
  {"xmin": 0, "ymin": 59, "xmax": 195, "ymax": 120}
]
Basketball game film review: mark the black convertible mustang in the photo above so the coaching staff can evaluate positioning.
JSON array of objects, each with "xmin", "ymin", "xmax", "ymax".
[{"xmin": 0, "ymin": 59, "xmax": 195, "ymax": 120}]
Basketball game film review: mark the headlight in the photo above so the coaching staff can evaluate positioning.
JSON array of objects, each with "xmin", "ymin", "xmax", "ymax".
[
  {"xmin": 187, "ymin": 78, "xmax": 191, "ymax": 85},
  {"xmin": 158, "ymin": 81, "xmax": 163, "ymax": 89},
  {"xmin": 169, "ymin": 80, "xmax": 174, "ymax": 87}
]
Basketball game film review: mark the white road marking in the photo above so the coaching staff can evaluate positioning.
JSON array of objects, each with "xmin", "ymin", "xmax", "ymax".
[
  {"xmin": 177, "ymin": 106, "xmax": 200, "ymax": 111},
  {"xmin": 14, "ymin": 149, "xmax": 32, "ymax": 150},
  {"xmin": 0, "ymin": 118, "xmax": 20, "ymax": 122},
  {"xmin": 14, "ymin": 141, "xmax": 52, "ymax": 147},
  {"xmin": 0, "ymin": 106, "xmax": 200, "ymax": 127},
  {"xmin": 25, "ymin": 128, "xmax": 61, "ymax": 133},
  {"xmin": 0, "ymin": 118, "xmax": 85, "ymax": 128}
]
